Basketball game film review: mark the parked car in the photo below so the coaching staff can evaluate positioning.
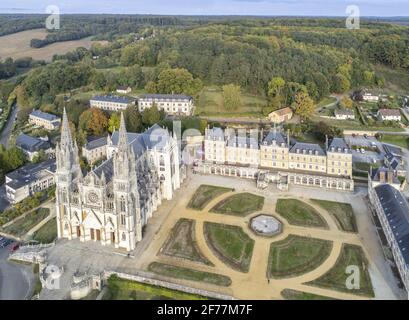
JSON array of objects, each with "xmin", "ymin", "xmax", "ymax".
[
  {"xmin": 10, "ymin": 242, "xmax": 20, "ymax": 252},
  {"xmin": 361, "ymin": 148, "xmax": 366, "ymax": 154}
]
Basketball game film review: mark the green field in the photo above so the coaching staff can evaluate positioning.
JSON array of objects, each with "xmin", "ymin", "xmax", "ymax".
[
  {"xmin": 204, "ymin": 222, "xmax": 254, "ymax": 273},
  {"xmin": 308, "ymin": 244, "xmax": 374, "ymax": 297},
  {"xmin": 103, "ymin": 275, "xmax": 208, "ymax": 300},
  {"xmin": 196, "ymin": 86, "xmax": 267, "ymax": 117},
  {"xmin": 281, "ymin": 289, "xmax": 335, "ymax": 300},
  {"xmin": 275, "ymin": 199, "xmax": 328, "ymax": 229},
  {"xmin": 148, "ymin": 262, "xmax": 232, "ymax": 287},
  {"xmin": 311, "ymin": 200, "xmax": 358, "ymax": 233},
  {"xmin": 32, "ymin": 217, "xmax": 57, "ymax": 244},
  {"xmin": 210, "ymin": 193, "xmax": 264, "ymax": 216},
  {"xmin": 267, "ymin": 235, "xmax": 332, "ymax": 278},
  {"xmin": 1, "ymin": 208, "xmax": 49, "ymax": 237},
  {"xmin": 187, "ymin": 185, "xmax": 233, "ymax": 210},
  {"xmin": 378, "ymin": 135, "xmax": 409, "ymax": 150}
]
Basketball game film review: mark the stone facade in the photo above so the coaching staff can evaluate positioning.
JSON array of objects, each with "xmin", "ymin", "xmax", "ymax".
[{"xmin": 55, "ymin": 110, "xmax": 182, "ymax": 252}]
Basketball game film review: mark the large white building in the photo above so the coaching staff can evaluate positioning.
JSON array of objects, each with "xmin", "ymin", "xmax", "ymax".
[
  {"xmin": 55, "ymin": 110, "xmax": 183, "ymax": 252},
  {"xmin": 368, "ymin": 173, "xmax": 409, "ymax": 296},
  {"xmin": 202, "ymin": 127, "xmax": 353, "ymax": 191},
  {"xmin": 5, "ymin": 159, "xmax": 56, "ymax": 204},
  {"xmin": 90, "ymin": 96, "xmax": 134, "ymax": 112},
  {"xmin": 138, "ymin": 94, "xmax": 194, "ymax": 116},
  {"xmin": 29, "ymin": 110, "xmax": 61, "ymax": 130}
]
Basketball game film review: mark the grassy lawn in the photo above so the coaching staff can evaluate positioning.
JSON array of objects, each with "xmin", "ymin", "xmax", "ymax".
[
  {"xmin": 275, "ymin": 199, "xmax": 328, "ymax": 229},
  {"xmin": 32, "ymin": 217, "xmax": 57, "ymax": 244},
  {"xmin": 204, "ymin": 222, "xmax": 254, "ymax": 273},
  {"xmin": 210, "ymin": 193, "xmax": 264, "ymax": 216},
  {"xmin": 378, "ymin": 135, "xmax": 409, "ymax": 150},
  {"xmin": 267, "ymin": 235, "xmax": 332, "ymax": 279},
  {"xmin": 1, "ymin": 208, "xmax": 49, "ymax": 237},
  {"xmin": 187, "ymin": 185, "xmax": 233, "ymax": 210},
  {"xmin": 354, "ymin": 162, "xmax": 381, "ymax": 172},
  {"xmin": 160, "ymin": 218, "xmax": 212, "ymax": 265},
  {"xmin": 103, "ymin": 275, "xmax": 208, "ymax": 300},
  {"xmin": 311, "ymin": 116, "xmax": 405, "ymax": 132},
  {"xmin": 281, "ymin": 289, "xmax": 335, "ymax": 300},
  {"xmin": 307, "ymin": 244, "xmax": 374, "ymax": 297},
  {"xmin": 196, "ymin": 86, "xmax": 267, "ymax": 118},
  {"xmin": 311, "ymin": 200, "xmax": 358, "ymax": 233},
  {"xmin": 317, "ymin": 96, "xmax": 337, "ymax": 108},
  {"xmin": 148, "ymin": 262, "xmax": 232, "ymax": 287}
]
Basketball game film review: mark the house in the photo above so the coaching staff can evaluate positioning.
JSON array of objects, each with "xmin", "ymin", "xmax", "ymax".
[
  {"xmin": 368, "ymin": 179, "xmax": 409, "ymax": 295},
  {"xmin": 29, "ymin": 110, "xmax": 61, "ymax": 130},
  {"xmin": 116, "ymin": 86, "xmax": 132, "ymax": 94},
  {"xmin": 268, "ymin": 107, "xmax": 293, "ymax": 124},
  {"xmin": 137, "ymin": 94, "xmax": 194, "ymax": 116},
  {"xmin": 90, "ymin": 95, "xmax": 134, "ymax": 112},
  {"xmin": 362, "ymin": 92, "xmax": 379, "ymax": 102},
  {"xmin": 15, "ymin": 133, "xmax": 54, "ymax": 161},
  {"xmin": 5, "ymin": 159, "xmax": 56, "ymax": 203},
  {"xmin": 334, "ymin": 109, "xmax": 355, "ymax": 120},
  {"xmin": 369, "ymin": 167, "xmax": 402, "ymax": 191},
  {"xmin": 377, "ymin": 108, "xmax": 401, "ymax": 122},
  {"xmin": 384, "ymin": 153, "xmax": 406, "ymax": 177},
  {"xmin": 82, "ymin": 136, "xmax": 108, "ymax": 164}
]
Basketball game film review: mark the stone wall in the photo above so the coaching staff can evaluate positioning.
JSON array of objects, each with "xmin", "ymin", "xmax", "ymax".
[{"xmin": 104, "ymin": 270, "xmax": 236, "ymax": 300}]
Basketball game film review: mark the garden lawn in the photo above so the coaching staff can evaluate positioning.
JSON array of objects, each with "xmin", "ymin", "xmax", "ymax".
[
  {"xmin": 148, "ymin": 262, "xmax": 232, "ymax": 287},
  {"xmin": 267, "ymin": 235, "xmax": 332, "ymax": 278},
  {"xmin": 103, "ymin": 275, "xmax": 208, "ymax": 300},
  {"xmin": 307, "ymin": 244, "xmax": 374, "ymax": 297},
  {"xmin": 187, "ymin": 185, "xmax": 233, "ymax": 210},
  {"xmin": 1, "ymin": 208, "xmax": 49, "ymax": 237},
  {"xmin": 311, "ymin": 199, "xmax": 358, "ymax": 233},
  {"xmin": 32, "ymin": 217, "xmax": 57, "ymax": 244},
  {"xmin": 281, "ymin": 289, "xmax": 335, "ymax": 300},
  {"xmin": 210, "ymin": 193, "xmax": 264, "ymax": 216},
  {"xmin": 275, "ymin": 199, "xmax": 328, "ymax": 229},
  {"xmin": 204, "ymin": 222, "xmax": 254, "ymax": 273}
]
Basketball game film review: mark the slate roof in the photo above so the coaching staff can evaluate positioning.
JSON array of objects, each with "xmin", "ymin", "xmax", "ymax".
[
  {"xmin": 139, "ymin": 94, "xmax": 192, "ymax": 101},
  {"xmin": 91, "ymin": 95, "xmax": 131, "ymax": 104},
  {"xmin": 30, "ymin": 110, "xmax": 60, "ymax": 122},
  {"xmin": 289, "ymin": 142, "xmax": 325, "ymax": 156},
  {"xmin": 328, "ymin": 138, "xmax": 351, "ymax": 154},
  {"xmin": 93, "ymin": 158, "xmax": 114, "ymax": 182},
  {"xmin": 6, "ymin": 159, "xmax": 56, "ymax": 190},
  {"xmin": 262, "ymin": 130, "xmax": 286, "ymax": 146},
  {"xmin": 16, "ymin": 134, "xmax": 51, "ymax": 153},
  {"xmin": 375, "ymin": 184, "xmax": 409, "ymax": 266},
  {"xmin": 371, "ymin": 167, "xmax": 400, "ymax": 185},
  {"xmin": 206, "ymin": 127, "xmax": 225, "ymax": 140},
  {"xmin": 84, "ymin": 136, "xmax": 108, "ymax": 151}
]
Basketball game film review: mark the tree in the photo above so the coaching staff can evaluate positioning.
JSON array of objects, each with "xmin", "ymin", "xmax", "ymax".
[
  {"xmin": 32, "ymin": 150, "xmax": 48, "ymax": 163},
  {"xmin": 79, "ymin": 108, "xmax": 109, "ymax": 136},
  {"xmin": 339, "ymin": 97, "xmax": 354, "ymax": 109},
  {"xmin": 142, "ymin": 105, "xmax": 163, "ymax": 127},
  {"xmin": 156, "ymin": 68, "xmax": 203, "ymax": 96},
  {"xmin": 292, "ymin": 92, "xmax": 315, "ymax": 119},
  {"xmin": 124, "ymin": 105, "xmax": 143, "ymax": 133},
  {"xmin": 145, "ymin": 81, "xmax": 157, "ymax": 94},
  {"xmin": 222, "ymin": 84, "xmax": 242, "ymax": 111},
  {"xmin": 332, "ymin": 73, "xmax": 351, "ymax": 93},
  {"xmin": 267, "ymin": 77, "xmax": 286, "ymax": 100},
  {"xmin": 108, "ymin": 112, "xmax": 121, "ymax": 133}
]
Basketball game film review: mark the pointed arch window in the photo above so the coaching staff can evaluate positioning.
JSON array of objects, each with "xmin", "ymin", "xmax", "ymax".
[
  {"xmin": 120, "ymin": 214, "xmax": 126, "ymax": 226},
  {"xmin": 159, "ymin": 155, "xmax": 165, "ymax": 166},
  {"xmin": 120, "ymin": 196, "xmax": 126, "ymax": 212}
]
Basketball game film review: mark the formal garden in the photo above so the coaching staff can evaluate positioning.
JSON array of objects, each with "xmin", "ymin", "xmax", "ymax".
[{"xmin": 147, "ymin": 184, "xmax": 375, "ymax": 300}]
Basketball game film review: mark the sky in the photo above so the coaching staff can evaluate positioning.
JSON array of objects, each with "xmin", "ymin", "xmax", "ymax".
[{"xmin": 0, "ymin": 0, "xmax": 408, "ymax": 17}]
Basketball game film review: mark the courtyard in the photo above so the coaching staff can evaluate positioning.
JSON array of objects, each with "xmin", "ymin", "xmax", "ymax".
[{"xmin": 133, "ymin": 173, "xmax": 402, "ymax": 300}]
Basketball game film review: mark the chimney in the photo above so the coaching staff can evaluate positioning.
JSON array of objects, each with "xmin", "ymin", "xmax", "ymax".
[
  {"xmin": 387, "ymin": 171, "xmax": 393, "ymax": 184},
  {"xmin": 379, "ymin": 170, "xmax": 386, "ymax": 183}
]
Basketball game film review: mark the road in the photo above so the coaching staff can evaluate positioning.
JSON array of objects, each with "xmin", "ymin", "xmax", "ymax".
[
  {"xmin": 0, "ymin": 243, "xmax": 34, "ymax": 300},
  {"xmin": 0, "ymin": 104, "xmax": 18, "ymax": 148}
]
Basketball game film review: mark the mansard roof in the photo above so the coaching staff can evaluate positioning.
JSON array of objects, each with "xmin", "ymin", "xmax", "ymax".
[
  {"xmin": 262, "ymin": 130, "xmax": 286, "ymax": 146},
  {"xmin": 328, "ymin": 138, "xmax": 351, "ymax": 154},
  {"xmin": 289, "ymin": 142, "xmax": 325, "ymax": 156}
]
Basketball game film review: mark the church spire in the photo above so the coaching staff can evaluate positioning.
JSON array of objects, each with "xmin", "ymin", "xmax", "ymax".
[
  {"xmin": 61, "ymin": 107, "xmax": 73, "ymax": 148},
  {"xmin": 118, "ymin": 112, "xmax": 128, "ymax": 151}
]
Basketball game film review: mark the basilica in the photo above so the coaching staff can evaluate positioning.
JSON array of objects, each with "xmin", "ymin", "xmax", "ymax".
[{"xmin": 55, "ymin": 109, "xmax": 182, "ymax": 251}]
